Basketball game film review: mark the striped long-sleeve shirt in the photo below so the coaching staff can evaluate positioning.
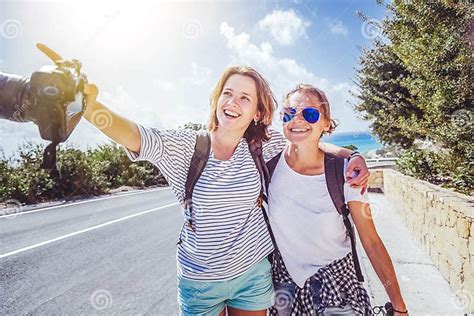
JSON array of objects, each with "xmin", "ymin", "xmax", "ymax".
[{"xmin": 124, "ymin": 125, "xmax": 286, "ymax": 281}]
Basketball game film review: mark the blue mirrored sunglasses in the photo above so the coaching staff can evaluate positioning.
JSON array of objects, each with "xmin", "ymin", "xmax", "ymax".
[{"xmin": 281, "ymin": 107, "xmax": 321, "ymax": 124}]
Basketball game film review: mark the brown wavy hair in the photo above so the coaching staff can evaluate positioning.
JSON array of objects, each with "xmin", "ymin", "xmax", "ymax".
[
  {"xmin": 208, "ymin": 66, "xmax": 277, "ymax": 144},
  {"xmin": 283, "ymin": 84, "xmax": 338, "ymax": 135}
]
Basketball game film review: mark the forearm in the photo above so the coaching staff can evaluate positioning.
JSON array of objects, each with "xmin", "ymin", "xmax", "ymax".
[
  {"xmin": 365, "ymin": 242, "xmax": 406, "ymax": 310},
  {"xmin": 83, "ymin": 99, "xmax": 141, "ymax": 152},
  {"xmin": 319, "ymin": 142, "xmax": 353, "ymax": 158},
  {"xmin": 0, "ymin": 72, "xmax": 35, "ymax": 122}
]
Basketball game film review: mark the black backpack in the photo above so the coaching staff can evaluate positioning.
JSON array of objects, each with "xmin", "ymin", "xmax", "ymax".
[{"xmin": 182, "ymin": 131, "xmax": 364, "ymax": 282}]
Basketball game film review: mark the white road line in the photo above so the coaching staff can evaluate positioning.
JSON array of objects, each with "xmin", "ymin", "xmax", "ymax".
[
  {"xmin": 0, "ymin": 187, "xmax": 170, "ymax": 219},
  {"xmin": 0, "ymin": 202, "xmax": 179, "ymax": 259}
]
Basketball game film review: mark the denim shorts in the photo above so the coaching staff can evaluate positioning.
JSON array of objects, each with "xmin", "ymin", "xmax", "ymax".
[
  {"xmin": 178, "ymin": 258, "xmax": 275, "ymax": 315},
  {"xmin": 273, "ymin": 280, "xmax": 355, "ymax": 316}
]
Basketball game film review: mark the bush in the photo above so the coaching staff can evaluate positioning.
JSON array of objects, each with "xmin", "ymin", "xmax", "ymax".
[{"xmin": 0, "ymin": 142, "xmax": 167, "ymax": 205}]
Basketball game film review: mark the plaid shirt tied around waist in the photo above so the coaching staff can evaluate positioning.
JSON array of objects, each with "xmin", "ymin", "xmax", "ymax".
[{"xmin": 269, "ymin": 251, "xmax": 372, "ymax": 315}]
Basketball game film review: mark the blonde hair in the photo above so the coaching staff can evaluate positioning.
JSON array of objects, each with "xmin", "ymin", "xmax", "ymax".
[
  {"xmin": 284, "ymin": 84, "xmax": 338, "ymax": 135},
  {"xmin": 208, "ymin": 66, "xmax": 277, "ymax": 144}
]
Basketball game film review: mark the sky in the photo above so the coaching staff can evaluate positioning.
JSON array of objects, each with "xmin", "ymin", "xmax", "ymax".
[{"xmin": 0, "ymin": 0, "xmax": 388, "ymax": 158}]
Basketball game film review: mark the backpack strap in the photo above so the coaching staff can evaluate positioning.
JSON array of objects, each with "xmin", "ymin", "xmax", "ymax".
[
  {"xmin": 266, "ymin": 152, "xmax": 282, "ymax": 188},
  {"xmin": 324, "ymin": 153, "xmax": 365, "ymax": 282},
  {"xmin": 248, "ymin": 141, "xmax": 278, "ymax": 250},
  {"xmin": 183, "ymin": 130, "xmax": 211, "ymax": 233},
  {"xmin": 248, "ymin": 141, "xmax": 269, "ymax": 192},
  {"xmin": 261, "ymin": 151, "xmax": 282, "ymax": 204}
]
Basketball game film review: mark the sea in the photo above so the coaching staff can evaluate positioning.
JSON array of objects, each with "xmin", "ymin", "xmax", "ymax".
[{"xmin": 321, "ymin": 131, "xmax": 383, "ymax": 153}]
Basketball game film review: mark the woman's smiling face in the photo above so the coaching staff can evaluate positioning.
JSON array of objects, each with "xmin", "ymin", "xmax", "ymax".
[
  {"xmin": 282, "ymin": 91, "xmax": 330, "ymax": 144},
  {"xmin": 216, "ymin": 74, "xmax": 260, "ymax": 133}
]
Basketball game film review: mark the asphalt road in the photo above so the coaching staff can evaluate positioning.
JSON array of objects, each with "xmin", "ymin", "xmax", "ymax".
[
  {"xmin": 1, "ymin": 188, "xmax": 467, "ymax": 315},
  {"xmin": 1, "ymin": 188, "xmax": 183, "ymax": 315}
]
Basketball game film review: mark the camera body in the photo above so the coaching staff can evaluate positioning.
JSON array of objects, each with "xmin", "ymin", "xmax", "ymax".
[{"xmin": 30, "ymin": 61, "xmax": 86, "ymax": 143}]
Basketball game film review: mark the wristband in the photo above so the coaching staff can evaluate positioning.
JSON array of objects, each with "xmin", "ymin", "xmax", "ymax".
[
  {"xmin": 349, "ymin": 151, "xmax": 362, "ymax": 160},
  {"xmin": 393, "ymin": 308, "xmax": 408, "ymax": 314}
]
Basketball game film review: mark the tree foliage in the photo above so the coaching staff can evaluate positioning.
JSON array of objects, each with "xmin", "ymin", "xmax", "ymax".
[{"xmin": 354, "ymin": 1, "xmax": 473, "ymax": 194}]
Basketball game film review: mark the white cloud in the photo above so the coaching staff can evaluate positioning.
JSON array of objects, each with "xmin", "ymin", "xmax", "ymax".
[
  {"xmin": 220, "ymin": 22, "xmax": 369, "ymax": 133},
  {"xmin": 328, "ymin": 19, "xmax": 348, "ymax": 36},
  {"xmin": 257, "ymin": 9, "xmax": 311, "ymax": 45},
  {"xmin": 153, "ymin": 80, "xmax": 176, "ymax": 92},
  {"xmin": 149, "ymin": 62, "xmax": 213, "ymax": 128},
  {"xmin": 152, "ymin": 62, "xmax": 212, "ymax": 93},
  {"xmin": 183, "ymin": 62, "xmax": 212, "ymax": 86}
]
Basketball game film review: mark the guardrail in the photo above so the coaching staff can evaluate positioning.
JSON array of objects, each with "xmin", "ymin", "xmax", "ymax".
[
  {"xmin": 366, "ymin": 158, "xmax": 397, "ymax": 169},
  {"xmin": 365, "ymin": 158, "xmax": 398, "ymax": 163}
]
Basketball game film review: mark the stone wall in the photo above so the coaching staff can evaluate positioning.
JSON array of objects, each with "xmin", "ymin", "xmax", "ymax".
[
  {"xmin": 369, "ymin": 169, "xmax": 473, "ymax": 312},
  {"xmin": 367, "ymin": 169, "xmax": 384, "ymax": 191}
]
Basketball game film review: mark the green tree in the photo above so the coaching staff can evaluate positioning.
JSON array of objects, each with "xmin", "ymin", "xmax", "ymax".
[{"xmin": 354, "ymin": 1, "xmax": 473, "ymax": 194}]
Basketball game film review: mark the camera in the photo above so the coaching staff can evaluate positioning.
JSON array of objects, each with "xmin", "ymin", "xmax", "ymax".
[{"xmin": 30, "ymin": 59, "xmax": 86, "ymax": 144}]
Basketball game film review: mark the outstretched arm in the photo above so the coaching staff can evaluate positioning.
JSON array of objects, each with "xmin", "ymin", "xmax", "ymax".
[
  {"xmin": 319, "ymin": 141, "xmax": 353, "ymax": 158},
  {"xmin": 83, "ymin": 84, "xmax": 141, "ymax": 152}
]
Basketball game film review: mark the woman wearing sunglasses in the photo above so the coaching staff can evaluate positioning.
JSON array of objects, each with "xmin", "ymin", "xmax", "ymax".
[{"xmin": 267, "ymin": 84, "xmax": 408, "ymax": 315}]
